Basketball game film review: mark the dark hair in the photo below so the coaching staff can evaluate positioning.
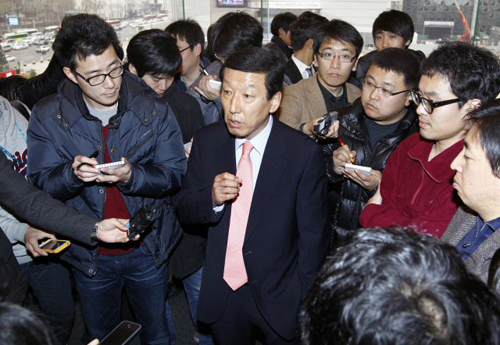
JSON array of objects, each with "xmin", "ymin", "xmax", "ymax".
[
  {"xmin": 221, "ymin": 46, "xmax": 284, "ymax": 100},
  {"xmin": 301, "ymin": 227, "xmax": 500, "ymax": 345},
  {"xmin": 165, "ymin": 19, "xmax": 205, "ymax": 55},
  {"xmin": 421, "ymin": 42, "xmax": 500, "ymax": 106},
  {"xmin": 0, "ymin": 302, "xmax": 58, "ymax": 345},
  {"xmin": 53, "ymin": 14, "xmax": 123, "ymax": 70},
  {"xmin": 211, "ymin": 12, "xmax": 263, "ymax": 60},
  {"xmin": 127, "ymin": 29, "xmax": 181, "ymax": 78},
  {"xmin": 370, "ymin": 48, "xmax": 421, "ymax": 89},
  {"xmin": 298, "ymin": 11, "xmax": 324, "ymax": 21},
  {"xmin": 469, "ymin": 99, "xmax": 500, "ymax": 178},
  {"xmin": 313, "ymin": 19, "xmax": 364, "ymax": 57},
  {"xmin": 372, "ymin": 10, "xmax": 415, "ymax": 45},
  {"xmin": 290, "ymin": 16, "xmax": 328, "ymax": 52},
  {"xmin": 271, "ymin": 12, "xmax": 298, "ymax": 36}
]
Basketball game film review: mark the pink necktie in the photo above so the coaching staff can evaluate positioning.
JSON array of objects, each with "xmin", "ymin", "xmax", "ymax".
[{"xmin": 223, "ymin": 141, "xmax": 254, "ymax": 291}]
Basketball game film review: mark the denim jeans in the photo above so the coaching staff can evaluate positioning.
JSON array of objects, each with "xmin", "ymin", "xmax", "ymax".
[
  {"xmin": 21, "ymin": 258, "xmax": 74, "ymax": 345},
  {"xmin": 183, "ymin": 267, "xmax": 214, "ymax": 345},
  {"xmin": 73, "ymin": 245, "xmax": 175, "ymax": 345}
]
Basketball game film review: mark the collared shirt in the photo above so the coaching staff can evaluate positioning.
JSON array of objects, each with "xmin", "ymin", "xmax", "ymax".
[
  {"xmin": 213, "ymin": 116, "xmax": 273, "ymax": 212},
  {"xmin": 291, "ymin": 55, "xmax": 313, "ymax": 80},
  {"xmin": 456, "ymin": 215, "xmax": 500, "ymax": 261},
  {"xmin": 317, "ymin": 77, "xmax": 349, "ymax": 113}
]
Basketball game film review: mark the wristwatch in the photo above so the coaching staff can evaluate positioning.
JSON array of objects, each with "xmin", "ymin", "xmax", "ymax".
[{"xmin": 91, "ymin": 222, "xmax": 99, "ymax": 241}]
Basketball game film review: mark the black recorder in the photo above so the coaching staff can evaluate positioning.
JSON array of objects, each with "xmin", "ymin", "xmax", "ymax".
[
  {"xmin": 313, "ymin": 111, "xmax": 339, "ymax": 136},
  {"xmin": 127, "ymin": 204, "xmax": 158, "ymax": 241}
]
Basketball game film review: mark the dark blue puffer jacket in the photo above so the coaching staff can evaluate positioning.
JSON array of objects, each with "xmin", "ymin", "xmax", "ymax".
[{"xmin": 27, "ymin": 71, "xmax": 187, "ymax": 276}]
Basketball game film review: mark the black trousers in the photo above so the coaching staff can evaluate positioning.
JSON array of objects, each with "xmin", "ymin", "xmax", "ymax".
[
  {"xmin": 0, "ymin": 253, "xmax": 27, "ymax": 304},
  {"xmin": 210, "ymin": 285, "xmax": 300, "ymax": 345}
]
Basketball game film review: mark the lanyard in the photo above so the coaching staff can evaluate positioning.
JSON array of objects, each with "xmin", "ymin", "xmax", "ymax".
[{"xmin": 0, "ymin": 120, "xmax": 28, "ymax": 164}]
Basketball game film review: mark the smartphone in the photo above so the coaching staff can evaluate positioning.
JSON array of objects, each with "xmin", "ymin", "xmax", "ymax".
[
  {"xmin": 99, "ymin": 321, "xmax": 142, "ymax": 345},
  {"xmin": 40, "ymin": 239, "xmax": 71, "ymax": 254},
  {"xmin": 95, "ymin": 160, "xmax": 125, "ymax": 170},
  {"xmin": 208, "ymin": 79, "xmax": 222, "ymax": 90},
  {"xmin": 314, "ymin": 111, "xmax": 339, "ymax": 136},
  {"xmin": 345, "ymin": 163, "xmax": 372, "ymax": 175}
]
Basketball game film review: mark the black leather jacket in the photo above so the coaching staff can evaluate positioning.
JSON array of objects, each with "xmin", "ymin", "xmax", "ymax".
[
  {"xmin": 323, "ymin": 98, "xmax": 418, "ymax": 234},
  {"xmin": 0, "ymin": 56, "xmax": 65, "ymax": 109}
]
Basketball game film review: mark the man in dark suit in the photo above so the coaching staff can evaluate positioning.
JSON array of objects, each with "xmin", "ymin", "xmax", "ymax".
[{"xmin": 175, "ymin": 46, "xmax": 329, "ymax": 344}]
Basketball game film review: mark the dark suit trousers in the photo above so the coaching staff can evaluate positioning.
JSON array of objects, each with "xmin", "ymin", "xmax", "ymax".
[{"xmin": 211, "ymin": 285, "xmax": 300, "ymax": 345}]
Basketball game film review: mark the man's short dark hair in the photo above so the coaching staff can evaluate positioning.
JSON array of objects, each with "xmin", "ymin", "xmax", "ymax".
[
  {"xmin": 290, "ymin": 16, "xmax": 328, "ymax": 52},
  {"xmin": 127, "ymin": 29, "xmax": 181, "ymax": 78},
  {"xmin": 469, "ymin": 99, "xmax": 500, "ymax": 178},
  {"xmin": 300, "ymin": 227, "xmax": 500, "ymax": 345},
  {"xmin": 211, "ymin": 12, "xmax": 263, "ymax": 60},
  {"xmin": 313, "ymin": 19, "xmax": 364, "ymax": 57},
  {"xmin": 53, "ymin": 14, "xmax": 123, "ymax": 70},
  {"xmin": 421, "ymin": 42, "xmax": 500, "ymax": 105},
  {"xmin": 370, "ymin": 48, "xmax": 421, "ymax": 89},
  {"xmin": 372, "ymin": 10, "xmax": 415, "ymax": 45},
  {"xmin": 165, "ymin": 19, "xmax": 205, "ymax": 55},
  {"xmin": 221, "ymin": 46, "xmax": 284, "ymax": 100},
  {"xmin": 271, "ymin": 12, "xmax": 297, "ymax": 36}
]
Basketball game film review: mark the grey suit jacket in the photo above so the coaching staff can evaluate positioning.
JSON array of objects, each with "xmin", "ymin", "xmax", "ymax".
[
  {"xmin": 0, "ymin": 154, "xmax": 98, "ymax": 262},
  {"xmin": 441, "ymin": 206, "xmax": 500, "ymax": 283},
  {"xmin": 278, "ymin": 76, "xmax": 361, "ymax": 130}
]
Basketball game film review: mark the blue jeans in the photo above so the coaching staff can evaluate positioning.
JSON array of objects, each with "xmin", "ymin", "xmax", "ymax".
[
  {"xmin": 21, "ymin": 259, "xmax": 74, "ymax": 345},
  {"xmin": 73, "ymin": 245, "xmax": 175, "ymax": 345},
  {"xmin": 183, "ymin": 267, "xmax": 214, "ymax": 345}
]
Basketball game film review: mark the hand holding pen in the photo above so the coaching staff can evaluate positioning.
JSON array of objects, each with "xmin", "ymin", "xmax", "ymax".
[
  {"xmin": 72, "ymin": 150, "xmax": 100, "ymax": 183},
  {"xmin": 332, "ymin": 139, "xmax": 356, "ymax": 175}
]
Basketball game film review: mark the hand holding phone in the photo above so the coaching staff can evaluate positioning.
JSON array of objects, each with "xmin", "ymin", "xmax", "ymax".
[{"xmin": 313, "ymin": 111, "xmax": 339, "ymax": 137}]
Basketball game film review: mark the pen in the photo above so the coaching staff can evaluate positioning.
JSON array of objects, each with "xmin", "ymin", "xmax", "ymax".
[
  {"xmin": 76, "ymin": 150, "xmax": 99, "ymax": 171},
  {"xmin": 199, "ymin": 63, "xmax": 209, "ymax": 76},
  {"xmin": 338, "ymin": 138, "xmax": 355, "ymax": 163}
]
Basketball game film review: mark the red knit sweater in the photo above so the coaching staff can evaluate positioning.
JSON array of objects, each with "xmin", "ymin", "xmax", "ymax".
[{"xmin": 360, "ymin": 133, "xmax": 463, "ymax": 238}]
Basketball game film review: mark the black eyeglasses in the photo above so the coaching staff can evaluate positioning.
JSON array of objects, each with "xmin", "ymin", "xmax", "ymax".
[
  {"xmin": 410, "ymin": 89, "xmax": 461, "ymax": 114},
  {"xmin": 179, "ymin": 45, "xmax": 193, "ymax": 53},
  {"xmin": 363, "ymin": 79, "xmax": 409, "ymax": 98},
  {"xmin": 73, "ymin": 64, "xmax": 124, "ymax": 86},
  {"xmin": 317, "ymin": 51, "xmax": 356, "ymax": 63}
]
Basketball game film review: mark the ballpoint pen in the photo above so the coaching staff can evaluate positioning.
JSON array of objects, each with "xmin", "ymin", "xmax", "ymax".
[{"xmin": 338, "ymin": 138, "xmax": 355, "ymax": 163}]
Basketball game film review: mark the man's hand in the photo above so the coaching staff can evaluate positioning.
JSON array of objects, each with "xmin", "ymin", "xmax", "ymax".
[
  {"xmin": 97, "ymin": 218, "xmax": 130, "ymax": 243},
  {"xmin": 97, "ymin": 158, "xmax": 132, "ymax": 184},
  {"xmin": 367, "ymin": 184, "xmax": 383, "ymax": 205},
  {"xmin": 195, "ymin": 75, "xmax": 221, "ymax": 101},
  {"xmin": 343, "ymin": 168, "xmax": 382, "ymax": 192},
  {"xmin": 212, "ymin": 172, "xmax": 242, "ymax": 206},
  {"xmin": 73, "ymin": 155, "xmax": 99, "ymax": 182},
  {"xmin": 333, "ymin": 144, "xmax": 356, "ymax": 175},
  {"xmin": 24, "ymin": 227, "xmax": 56, "ymax": 257},
  {"xmin": 304, "ymin": 116, "xmax": 339, "ymax": 138}
]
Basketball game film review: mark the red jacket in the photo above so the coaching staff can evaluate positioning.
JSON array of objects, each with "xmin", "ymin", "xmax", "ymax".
[{"xmin": 360, "ymin": 133, "xmax": 463, "ymax": 238}]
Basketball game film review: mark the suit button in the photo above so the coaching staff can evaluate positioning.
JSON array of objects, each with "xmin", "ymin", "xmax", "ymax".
[
  {"xmin": 110, "ymin": 148, "xmax": 116, "ymax": 154},
  {"xmin": 56, "ymin": 114, "xmax": 62, "ymax": 119},
  {"xmin": 63, "ymin": 122, "xmax": 68, "ymax": 128},
  {"xmin": 244, "ymin": 251, "xmax": 253, "ymax": 256},
  {"xmin": 144, "ymin": 117, "xmax": 150, "ymax": 122},
  {"xmin": 99, "ymin": 189, "xmax": 105, "ymax": 194},
  {"xmin": 152, "ymin": 110, "xmax": 157, "ymax": 116}
]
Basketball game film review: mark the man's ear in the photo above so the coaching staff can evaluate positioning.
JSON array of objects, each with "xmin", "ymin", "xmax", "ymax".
[
  {"xmin": 270, "ymin": 91, "xmax": 282, "ymax": 113},
  {"xmin": 128, "ymin": 63, "xmax": 138, "ymax": 76},
  {"xmin": 404, "ymin": 92, "xmax": 412, "ymax": 107},
  {"xmin": 63, "ymin": 66, "xmax": 78, "ymax": 84},
  {"xmin": 306, "ymin": 38, "xmax": 315, "ymax": 51},
  {"xmin": 194, "ymin": 43, "xmax": 202, "ymax": 57},
  {"xmin": 405, "ymin": 39, "xmax": 412, "ymax": 48},
  {"xmin": 351, "ymin": 57, "xmax": 359, "ymax": 72},
  {"xmin": 463, "ymin": 98, "xmax": 482, "ymax": 117}
]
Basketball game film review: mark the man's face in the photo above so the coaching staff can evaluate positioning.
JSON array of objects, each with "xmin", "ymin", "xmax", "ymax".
[
  {"xmin": 141, "ymin": 74, "xmax": 174, "ymax": 98},
  {"xmin": 316, "ymin": 39, "xmax": 357, "ymax": 88},
  {"xmin": 63, "ymin": 45, "xmax": 122, "ymax": 110},
  {"xmin": 417, "ymin": 74, "xmax": 470, "ymax": 146},
  {"xmin": 374, "ymin": 30, "xmax": 408, "ymax": 50},
  {"xmin": 451, "ymin": 125, "xmax": 500, "ymax": 217},
  {"xmin": 221, "ymin": 68, "xmax": 281, "ymax": 139},
  {"xmin": 361, "ymin": 65, "xmax": 411, "ymax": 125},
  {"xmin": 176, "ymin": 36, "xmax": 201, "ymax": 77}
]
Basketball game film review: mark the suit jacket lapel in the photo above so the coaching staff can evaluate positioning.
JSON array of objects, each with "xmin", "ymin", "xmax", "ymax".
[
  {"xmin": 245, "ymin": 119, "xmax": 287, "ymax": 241},
  {"xmin": 305, "ymin": 78, "xmax": 328, "ymax": 118}
]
